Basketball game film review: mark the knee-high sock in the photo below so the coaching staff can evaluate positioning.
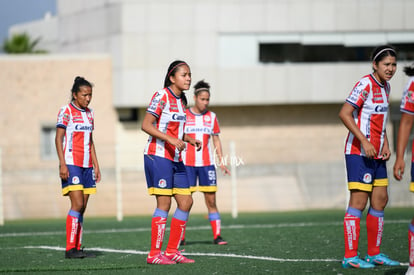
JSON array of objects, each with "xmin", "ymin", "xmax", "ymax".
[
  {"xmin": 209, "ymin": 212, "xmax": 221, "ymax": 239},
  {"xmin": 76, "ymin": 215, "xmax": 84, "ymax": 250},
  {"xmin": 366, "ymin": 207, "xmax": 384, "ymax": 256},
  {"xmin": 344, "ymin": 207, "xmax": 361, "ymax": 258},
  {"xmin": 66, "ymin": 210, "xmax": 80, "ymax": 251},
  {"xmin": 166, "ymin": 208, "xmax": 188, "ymax": 254},
  {"xmin": 149, "ymin": 208, "xmax": 168, "ymax": 257},
  {"xmin": 409, "ymin": 223, "xmax": 414, "ymax": 267}
]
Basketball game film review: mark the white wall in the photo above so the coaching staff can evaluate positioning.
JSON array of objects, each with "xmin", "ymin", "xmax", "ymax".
[{"xmin": 9, "ymin": 0, "xmax": 414, "ymax": 107}]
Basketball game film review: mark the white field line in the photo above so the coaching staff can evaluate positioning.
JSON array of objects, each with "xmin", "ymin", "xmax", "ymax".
[
  {"xmin": 0, "ymin": 219, "xmax": 410, "ymax": 238},
  {"xmin": 23, "ymin": 245, "xmax": 341, "ymax": 263}
]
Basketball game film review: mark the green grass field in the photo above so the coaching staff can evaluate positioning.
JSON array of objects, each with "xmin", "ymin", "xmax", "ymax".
[{"xmin": 0, "ymin": 208, "xmax": 412, "ymax": 274}]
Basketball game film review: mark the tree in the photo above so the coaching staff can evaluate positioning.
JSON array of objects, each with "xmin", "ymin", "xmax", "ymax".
[{"xmin": 2, "ymin": 32, "xmax": 47, "ymax": 54}]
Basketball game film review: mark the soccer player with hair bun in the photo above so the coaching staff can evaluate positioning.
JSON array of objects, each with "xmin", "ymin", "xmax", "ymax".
[
  {"xmin": 393, "ymin": 62, "xmax": 414, "ymax": 275},
  {"xmin": 180, "ymin": 79, "xmax": 230, "ymax": 246},
  {"xmin": 142, "ymin": 60, "xmax": 202, "ymax": 265},
  {"xmin": 55, "ymin": 76, "xmax": 101, "ymax": 259},
  {"xmin": 339, "ymin": 45, "xmax": 400, "ymax": 268}
]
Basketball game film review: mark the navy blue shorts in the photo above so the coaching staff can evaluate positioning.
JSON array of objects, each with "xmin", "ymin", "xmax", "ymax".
[
  {"xmin": 144, "ymin": 155, "xmax": 191, "ymax": 196},
  {"xmin": 345, "ymin": 154, "xmax": 388, "ymax": 192},
  {"xmin": 61, "ymin": 165, "xmax": 96, "ymax": 196},
  {"xmin": 185, "ymin": 165, "xmax": 217, "ymax": 193}
]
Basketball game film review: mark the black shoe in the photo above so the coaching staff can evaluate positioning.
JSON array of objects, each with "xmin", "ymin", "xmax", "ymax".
[
  {"xmin": 213, "ymin": 236, "xmax": 228, "ymax": 245},
  {"xmin": 180, "ymin": 239, "xmax": 186, "ymax": 246},
  {"xmin": 65, "ymin": 248, "xmax": 85, "ymax": 259},
  {"xmin": 79, "ymin": 248, "xmax": 96, "ymax": 258}
]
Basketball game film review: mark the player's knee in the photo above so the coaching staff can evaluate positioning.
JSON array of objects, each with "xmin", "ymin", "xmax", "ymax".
[{"xmin": 177, "ymin": 196, "xmax": 193, "ymax": 212}]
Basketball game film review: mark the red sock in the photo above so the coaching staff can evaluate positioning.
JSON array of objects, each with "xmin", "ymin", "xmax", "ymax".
[
  {"xmin": 366, "ymin": 213, "xmax": 383, "ymax": 256},
  {"xmin": 180, "ymin": 227, "xmax": 186, "ymax": 241},
  {"xmin": 409, "ymin": 228, "xmax": 414, "ymax": 266},
  {"xmin": 210, "ymin": 219, "xmax": 221, "ymax": 239},
  {"xmin": 76, "ymin": 219, "xmax": 83, "ymax": 250},
  {"xmin": 344, "ymin": 213, "xmax": 360, "ymax": 258},
  {"xmin": 66, "ymin": 214, "xmax": 79, "ymax": 251},
  {"xmin": 149, "ymin": 216, "xmax": 167, "ymax": 257},
  {"xmin": 165, "ymin": 217, "xmax": 186, "ymax": 254}
]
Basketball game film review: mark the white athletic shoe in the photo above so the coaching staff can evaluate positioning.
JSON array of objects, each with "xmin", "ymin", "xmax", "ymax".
[{"xmin": 406, "ymin": 266, "xmax": 414, "ymax": 275}]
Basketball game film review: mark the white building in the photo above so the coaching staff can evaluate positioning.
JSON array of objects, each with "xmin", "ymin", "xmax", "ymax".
[{"xmin": 6, "ymin": 0, "xmax": 414, "ymax": 218}]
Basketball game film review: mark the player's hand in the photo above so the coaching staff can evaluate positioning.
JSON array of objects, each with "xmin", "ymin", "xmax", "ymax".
[
  {"xmin": 380, "ymin": 149, "xmax": 391, "ymax": 161},
  {"xmin": 220, "ymin": 165, "xmax": 231, "ymax": 175},
  {"xmin": 361, "ymin": 140, "xmax": 377, "ymax": 158},
  {"xmin": 393, "ymin": 158, "xmax": 405, "ymax": 181},
  {"xmin": 94, "ymin": 168, "xmax": 101, "ymax": 183},
  {"xmin": 59, "ymin": 163, "xmax": 69, "ymax": 181},
  {"xmin": 192, "ymin": 139, "xmax": 202, "ymax": 151},
  {"xmin": 168, "ymin": 137, "xmax": 186, "ymax": 151}
]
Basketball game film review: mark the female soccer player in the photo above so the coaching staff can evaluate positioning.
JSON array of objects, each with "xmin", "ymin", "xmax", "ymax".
[
  {"xmin": 142, "ymin": 60, "xmax": 201, "ymax": 265},
  {"xmin": 55, "ymin": 76, "xmax": 101, "ymax": 259},
  {"xmin": 339, "ymin": 45, "xmax": 400, "ymax": 268},
  {"xmin": 181, "ymin": 80, "xmax": 230, "ymax": 245},
  {"xmin": 393, "ymin": 63, "xmax": 414, "ymax": 275}
]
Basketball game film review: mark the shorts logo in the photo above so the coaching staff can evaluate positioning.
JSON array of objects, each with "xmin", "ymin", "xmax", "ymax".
[
  {"xmin": 363, "ymin": 173, "xmax": 372, "ymax": 183},
  {"xmin": 158, "ymin": 179, "xmax": 167, "ymax": 188},
  {"xmin": 72, "ymin": 176, "xmax": 80, "ymax": 184}
]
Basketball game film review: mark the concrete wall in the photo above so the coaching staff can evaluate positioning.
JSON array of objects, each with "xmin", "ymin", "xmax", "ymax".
[
  {"xmin": 10, "ymin": 0, "xmax": 414, "ymax": 107},
  {"xmin": 0, "ymin": 55, "xmax": 118, "ymax": 220}
]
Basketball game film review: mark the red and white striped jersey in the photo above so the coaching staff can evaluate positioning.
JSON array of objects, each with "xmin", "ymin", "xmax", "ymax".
[
  {"xmin": 400, "ymin": 77, "xmax": 414, "ymax": 114},
  {"xmin": 144, "ymin": 88, "xmax": 187, "ymax": 162},
  {"xmin": 182, "ymin": 109, "xmax": 220, "ymax": 167},
  {"xmin": 56, "ymin": 103, "xmax": 94, "ymax": 168},
  {"xmin": 400, "ymin": 77, "xmax": 414, "ymax": 160},
  {"xmin": 344, "ymin": 74, "xmax": 390, "ymax": 159}
]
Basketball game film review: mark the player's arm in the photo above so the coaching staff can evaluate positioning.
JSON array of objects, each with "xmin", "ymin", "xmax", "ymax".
[
  {"xmin": 55, "ymin": 127, "xmax": 69, "ymax": 181},
  {"xmin": 90, "ymin": 134, "xmax": 101, "ymax": 183},
  {"xmin": 339, "ymin": 102, "xmax": 377, "ymax": 158},
  {"xmin": 183, "ymin": 134, "xmax": 202, "ymax": 151},
  {"xmin": 394, "ymin": 113, "xmax": 414, "ymax": 180},
  {"xmin": 212, "ymin": 135, "xmax": 230, "ymax": 175},
  {"xmin": 141, "ymin": 112, "xmax": 187, "ymax": 151}
]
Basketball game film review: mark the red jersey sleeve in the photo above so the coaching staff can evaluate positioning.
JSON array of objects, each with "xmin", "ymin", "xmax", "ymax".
[
  {"xmin": 56, "ymin": 106, "xmax": 70, "ymax": 128},
  {"xmin": 401, "ymin": 78, "xmax": 414, "ymax": 114},
  {"xmin": 346, "ymin": 77, "xmax": 370, "ymax": 109},
  {"xmin": 146, "ymin": 90, "xmax": 167, "ymax": 118}
]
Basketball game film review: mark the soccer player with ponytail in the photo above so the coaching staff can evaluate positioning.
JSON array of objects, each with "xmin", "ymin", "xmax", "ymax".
[
  {"xmin": 142, "ymin": 60, "xmax": 201, "ymax": 265},
  {"xmin": 339, "ymin": 45, "xmax": 400, "ymax": 268},
  {"xmin": 55, "ymin": 76, "xmax": 101, "ymax": 259},
  {"xmin": 393, "ymin": 62, "xmax": 414, "ymax": 275}
]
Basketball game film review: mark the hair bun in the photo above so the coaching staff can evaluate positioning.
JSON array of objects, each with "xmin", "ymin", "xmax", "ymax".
[{"xmin": 74, "ymin": 76, "xmax": 84, "ymax": 82}]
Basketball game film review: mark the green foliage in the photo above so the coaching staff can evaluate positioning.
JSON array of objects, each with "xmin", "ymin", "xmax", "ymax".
[
  {"xmin": 2, "ymin": 32, "xmax": 47, "ymax": 54},
  {"xmin": 0, "ymin": 209, "xmax": 410, "ymax": 274}
]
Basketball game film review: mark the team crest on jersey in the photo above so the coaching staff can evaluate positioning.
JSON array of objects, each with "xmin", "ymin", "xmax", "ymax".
[
  {"xmin": 409, "ymin": 90, "xmax": 414, "ymax": 102},
  {"xmin": 72, "ymin": 176, "xmax": 80, "ymax": 184},
  {"xmin": 158, "ymin": 179, "xmax": 167, "ymax": 188},
  {"xmin": 86, "ymin": 112, "xmax": 93, "ymax": 124},
  {"xmin": 363, "ymin": 173, "xmax": 372, "ymax": 184},
  {"xmin": 372, "ymin": 86, "xmax": 384, "ymax": 103}
]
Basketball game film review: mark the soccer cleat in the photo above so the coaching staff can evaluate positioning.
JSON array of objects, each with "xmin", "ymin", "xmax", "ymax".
[
  {"xmin": 78, "ymin": 248, "xmax": 96, "ymax": 258},
  {"xmin": 364, "ymin": 253, "xmax": 400, "ymax": 266},
  {"xmin": 213, "ymin": 235, "xmax": 228, "ymax": 245},
  {"xmin": 146, "ymin": 253, "xmax": 176, "ymax": 265},
  {"xmin": 342, "ymin": 256, "xmax": 375, "ymax": 268},
  {"xmin": 164, "ymin": 250, "xmax": 195, "ymax": 263},
  {"xmin": 65, "ymin": 248, "xmax": 85, "ymax": 259}
]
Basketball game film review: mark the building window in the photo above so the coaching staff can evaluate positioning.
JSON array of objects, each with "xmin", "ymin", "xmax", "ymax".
[
  {"xmin": 41, "ymin": 126, "xmax": 56, "ymax": 159},
  {"xmin": 259, "ymin": 43, "xmax": 414, "ymax": 63},
  {"xmin": 117, "ymin": 108, "xmax": 139, "ymax": 122}
]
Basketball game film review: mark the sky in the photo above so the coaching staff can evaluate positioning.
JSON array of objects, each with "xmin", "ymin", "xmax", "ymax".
[{"xmin": 0, "ymin": 0, "xmax": 56, "ymax": 50}]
